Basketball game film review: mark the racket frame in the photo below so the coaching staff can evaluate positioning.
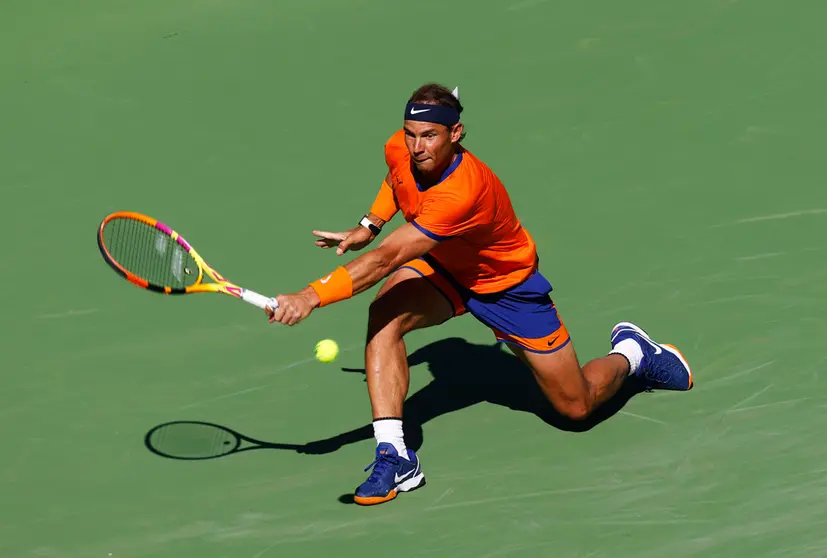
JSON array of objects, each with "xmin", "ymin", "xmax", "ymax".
[{"xmin": 97, "ymin": 211, "xmax": 278, "ymax": 310}]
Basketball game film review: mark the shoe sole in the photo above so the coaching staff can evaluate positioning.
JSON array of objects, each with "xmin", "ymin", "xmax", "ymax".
[
  {"xmin": 353, "ymin": 473, "xmax": 426, "ymax": 506},
  {"xmin": 612, "ymin": 321, "xmax": 693, "ymax": 390}
]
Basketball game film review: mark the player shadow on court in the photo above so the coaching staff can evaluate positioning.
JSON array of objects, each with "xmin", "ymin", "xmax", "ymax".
[
  {"xmin": 297, "ymin": 337, "xmax": 648, "ymax": 458},
  {"xmin": 144, "ymin": 338, "xmax": 649, "ymax": 461},
  {"xmin": 143, "ymin": 337, "xmax": 648, "ymax": 503}
]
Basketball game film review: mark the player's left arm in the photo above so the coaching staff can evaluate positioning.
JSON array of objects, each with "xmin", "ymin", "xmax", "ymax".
[
  {"xmin": 267, "ymin": 224, "xmax": 438, "ymax": 325},
  {"xmin": 313, "ymin": 171, "xmax": 399, "ymax": 255}
]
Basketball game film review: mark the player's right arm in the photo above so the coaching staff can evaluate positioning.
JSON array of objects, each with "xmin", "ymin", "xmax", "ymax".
[
  {"xmin": 266, "ymin": 182, "xmax": 476, "ymax": 326},
  {"xmin": 313, "ymin": 171, "xmax": 399, "ymax": 255}
]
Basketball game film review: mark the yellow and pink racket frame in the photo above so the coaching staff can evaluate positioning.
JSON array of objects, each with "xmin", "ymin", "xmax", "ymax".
[{"xmin": 97, "ymin": 211, "xmax": 278, "ymax": 310}]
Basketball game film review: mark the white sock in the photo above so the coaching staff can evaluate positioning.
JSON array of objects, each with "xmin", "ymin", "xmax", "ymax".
[
  {"xmin": 610, "ymin": 339, "xmax": 644, "ymax": 375},
  {"xmin": 372, "ymin": 418, "xmax": 408, "ymax": 459}
]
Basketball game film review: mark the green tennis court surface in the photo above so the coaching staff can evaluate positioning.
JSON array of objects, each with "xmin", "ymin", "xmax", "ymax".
[{"xmin": 2, "ymin": 0, "xmax": 826, "ymax": 556}]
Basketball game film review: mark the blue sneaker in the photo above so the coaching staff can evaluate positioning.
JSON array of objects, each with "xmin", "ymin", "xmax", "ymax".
[
  {"xmin": 611, "ymin": 322, "xmax": 693, "ymax": 391},
  {"xmin": 353, "ymin": 443, "xmax": 425, "ymax": 505}
]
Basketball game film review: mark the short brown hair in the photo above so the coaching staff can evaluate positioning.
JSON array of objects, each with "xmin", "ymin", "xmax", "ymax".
[{"xmin": 407, "ymin": 82, "xmax": 466, "ymax": 141}]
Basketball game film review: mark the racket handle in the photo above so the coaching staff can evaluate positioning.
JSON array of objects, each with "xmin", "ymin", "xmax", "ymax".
[{"xmin": 241, "ymin": 289, "xmax": 279, "ymax": 311}]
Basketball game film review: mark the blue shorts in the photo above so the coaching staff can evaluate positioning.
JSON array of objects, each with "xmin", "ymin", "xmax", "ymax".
[{"xmin": 399, "ymin": 255, "xmax": 571, "ymax": 354}]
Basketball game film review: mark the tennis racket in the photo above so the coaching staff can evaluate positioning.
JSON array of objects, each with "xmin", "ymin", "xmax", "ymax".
[
  {"xmin": 144, "ymin": 420, "xmax": 300, "ymax": 460},
  {"xmin": 97, "ymin": 211, "xmax": 278, "ymax": 311}
]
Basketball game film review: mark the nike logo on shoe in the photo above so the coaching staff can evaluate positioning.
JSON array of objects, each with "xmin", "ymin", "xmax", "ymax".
[
  {"xmin": 394, "ymin": 469, "xmax": 415, "ymax": 483},
  {"xmin": 637, "ymin": 334, "xmax": 662, "ymax": 354}
]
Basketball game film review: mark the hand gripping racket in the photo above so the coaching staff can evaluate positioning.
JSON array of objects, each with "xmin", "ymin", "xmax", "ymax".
[{"xmin": 97, "ymin": 211, "xmax": 279, "ymax": 311}]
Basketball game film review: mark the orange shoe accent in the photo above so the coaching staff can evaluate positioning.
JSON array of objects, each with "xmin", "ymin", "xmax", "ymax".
[{"xmin": 354, "ymin": 490, "xmax": 398, "ymax": 506}]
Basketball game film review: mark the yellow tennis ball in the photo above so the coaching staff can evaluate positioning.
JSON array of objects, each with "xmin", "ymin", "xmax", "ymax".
[{"xmin": 315, "ymin": 339, "xmax": 339, "ymax": 363}]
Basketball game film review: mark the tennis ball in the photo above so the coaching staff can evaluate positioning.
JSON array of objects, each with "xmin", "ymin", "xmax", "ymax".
[{"xmin": 315, "ymin": 339, "xmax": 339, "ymax": 363}]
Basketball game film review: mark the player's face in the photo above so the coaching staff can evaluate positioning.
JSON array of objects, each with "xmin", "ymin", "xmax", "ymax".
[{"xmin": 404, "ymin": 121, "xmax": 463, "ymax": 175}]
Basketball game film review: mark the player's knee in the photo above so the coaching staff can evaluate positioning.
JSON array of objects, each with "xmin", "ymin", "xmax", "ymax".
[
  {"xmin": 548, "ymin": 396, "xmax": 590, "ymax": 421},
  {"xmin": 561, "ymin": 402, "xmax": 590, "ymax": 421}
]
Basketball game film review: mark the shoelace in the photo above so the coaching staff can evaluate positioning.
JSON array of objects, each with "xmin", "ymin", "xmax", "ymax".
[{"xmin": 363, "ymin": 453, "xmax": 398, "ymax": 483}]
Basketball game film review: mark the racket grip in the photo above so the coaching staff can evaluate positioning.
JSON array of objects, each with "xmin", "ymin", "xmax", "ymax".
[{"xmin": 241, "ymin": 289, "xmax": 279, "ymax": 310}]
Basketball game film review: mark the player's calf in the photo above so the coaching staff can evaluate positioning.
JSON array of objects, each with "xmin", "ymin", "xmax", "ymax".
[
  {"xmin": 364, "ymin": 274, "xmax": 450, "ymax": 421},
  {"xmin": 513, "ymin": 342, "xmax": 629, "ymax": 421}
]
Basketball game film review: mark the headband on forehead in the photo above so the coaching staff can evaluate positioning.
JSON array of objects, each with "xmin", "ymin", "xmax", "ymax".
[{"xmin": 404, "ymin": 103, "xmax": 460, "ymax": 126}]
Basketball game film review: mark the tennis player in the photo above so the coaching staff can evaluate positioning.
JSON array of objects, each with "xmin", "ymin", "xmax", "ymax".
[{"xmin": 265, "ymin": 83, "xmax": 693, "ymax": 506}]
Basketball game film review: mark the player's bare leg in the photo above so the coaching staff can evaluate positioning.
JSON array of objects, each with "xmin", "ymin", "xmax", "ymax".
[
  {"xmin": 366, "ymin": 267, "xmax": 453, "ymax": 419},
  {"xmin": 353, "ymin": 267, "xmax": 453, "ymax": 505},
  {"xmin": 508, "ymin": 324, "xmax": 692, "ymax": 420},
  {"xmin": 507, "ymin": 342, "xmax": 629, "ymax": 420}
]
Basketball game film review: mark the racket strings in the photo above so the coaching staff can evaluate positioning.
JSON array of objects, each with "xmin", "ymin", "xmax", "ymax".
[{"xmin": 103, "ymin": 218, "xmax": 199, "ymax": 289}]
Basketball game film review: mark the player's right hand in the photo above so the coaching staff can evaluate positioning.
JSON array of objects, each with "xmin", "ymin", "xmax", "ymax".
[{"xmin": 313, "ymin": 226, "xmax": 374, "ymax": 256}]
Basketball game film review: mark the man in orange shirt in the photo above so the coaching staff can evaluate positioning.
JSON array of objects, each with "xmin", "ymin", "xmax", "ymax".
[{"xmin": 266, "ymin": 83, "xmax": 693, "ymax": 506}]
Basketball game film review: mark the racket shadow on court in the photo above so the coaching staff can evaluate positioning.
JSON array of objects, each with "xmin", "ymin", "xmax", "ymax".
[{"xmin": 144, "ymin": 337, "xmax": 648, "ymax": 462}]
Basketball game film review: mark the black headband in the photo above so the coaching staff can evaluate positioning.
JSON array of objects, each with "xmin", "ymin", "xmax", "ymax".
[{"xmin": 404, "ymin": 103, "xmax": 460, "ymax": 126}]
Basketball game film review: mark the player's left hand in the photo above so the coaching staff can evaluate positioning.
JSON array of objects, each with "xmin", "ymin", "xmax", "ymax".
[
  {"xmin": 313, "ymin": 226, "xmax": 373, "ymax": 255},
  {"xmin": 265, "ymin": 289, "xmax": 319, "ymax": 326}
]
